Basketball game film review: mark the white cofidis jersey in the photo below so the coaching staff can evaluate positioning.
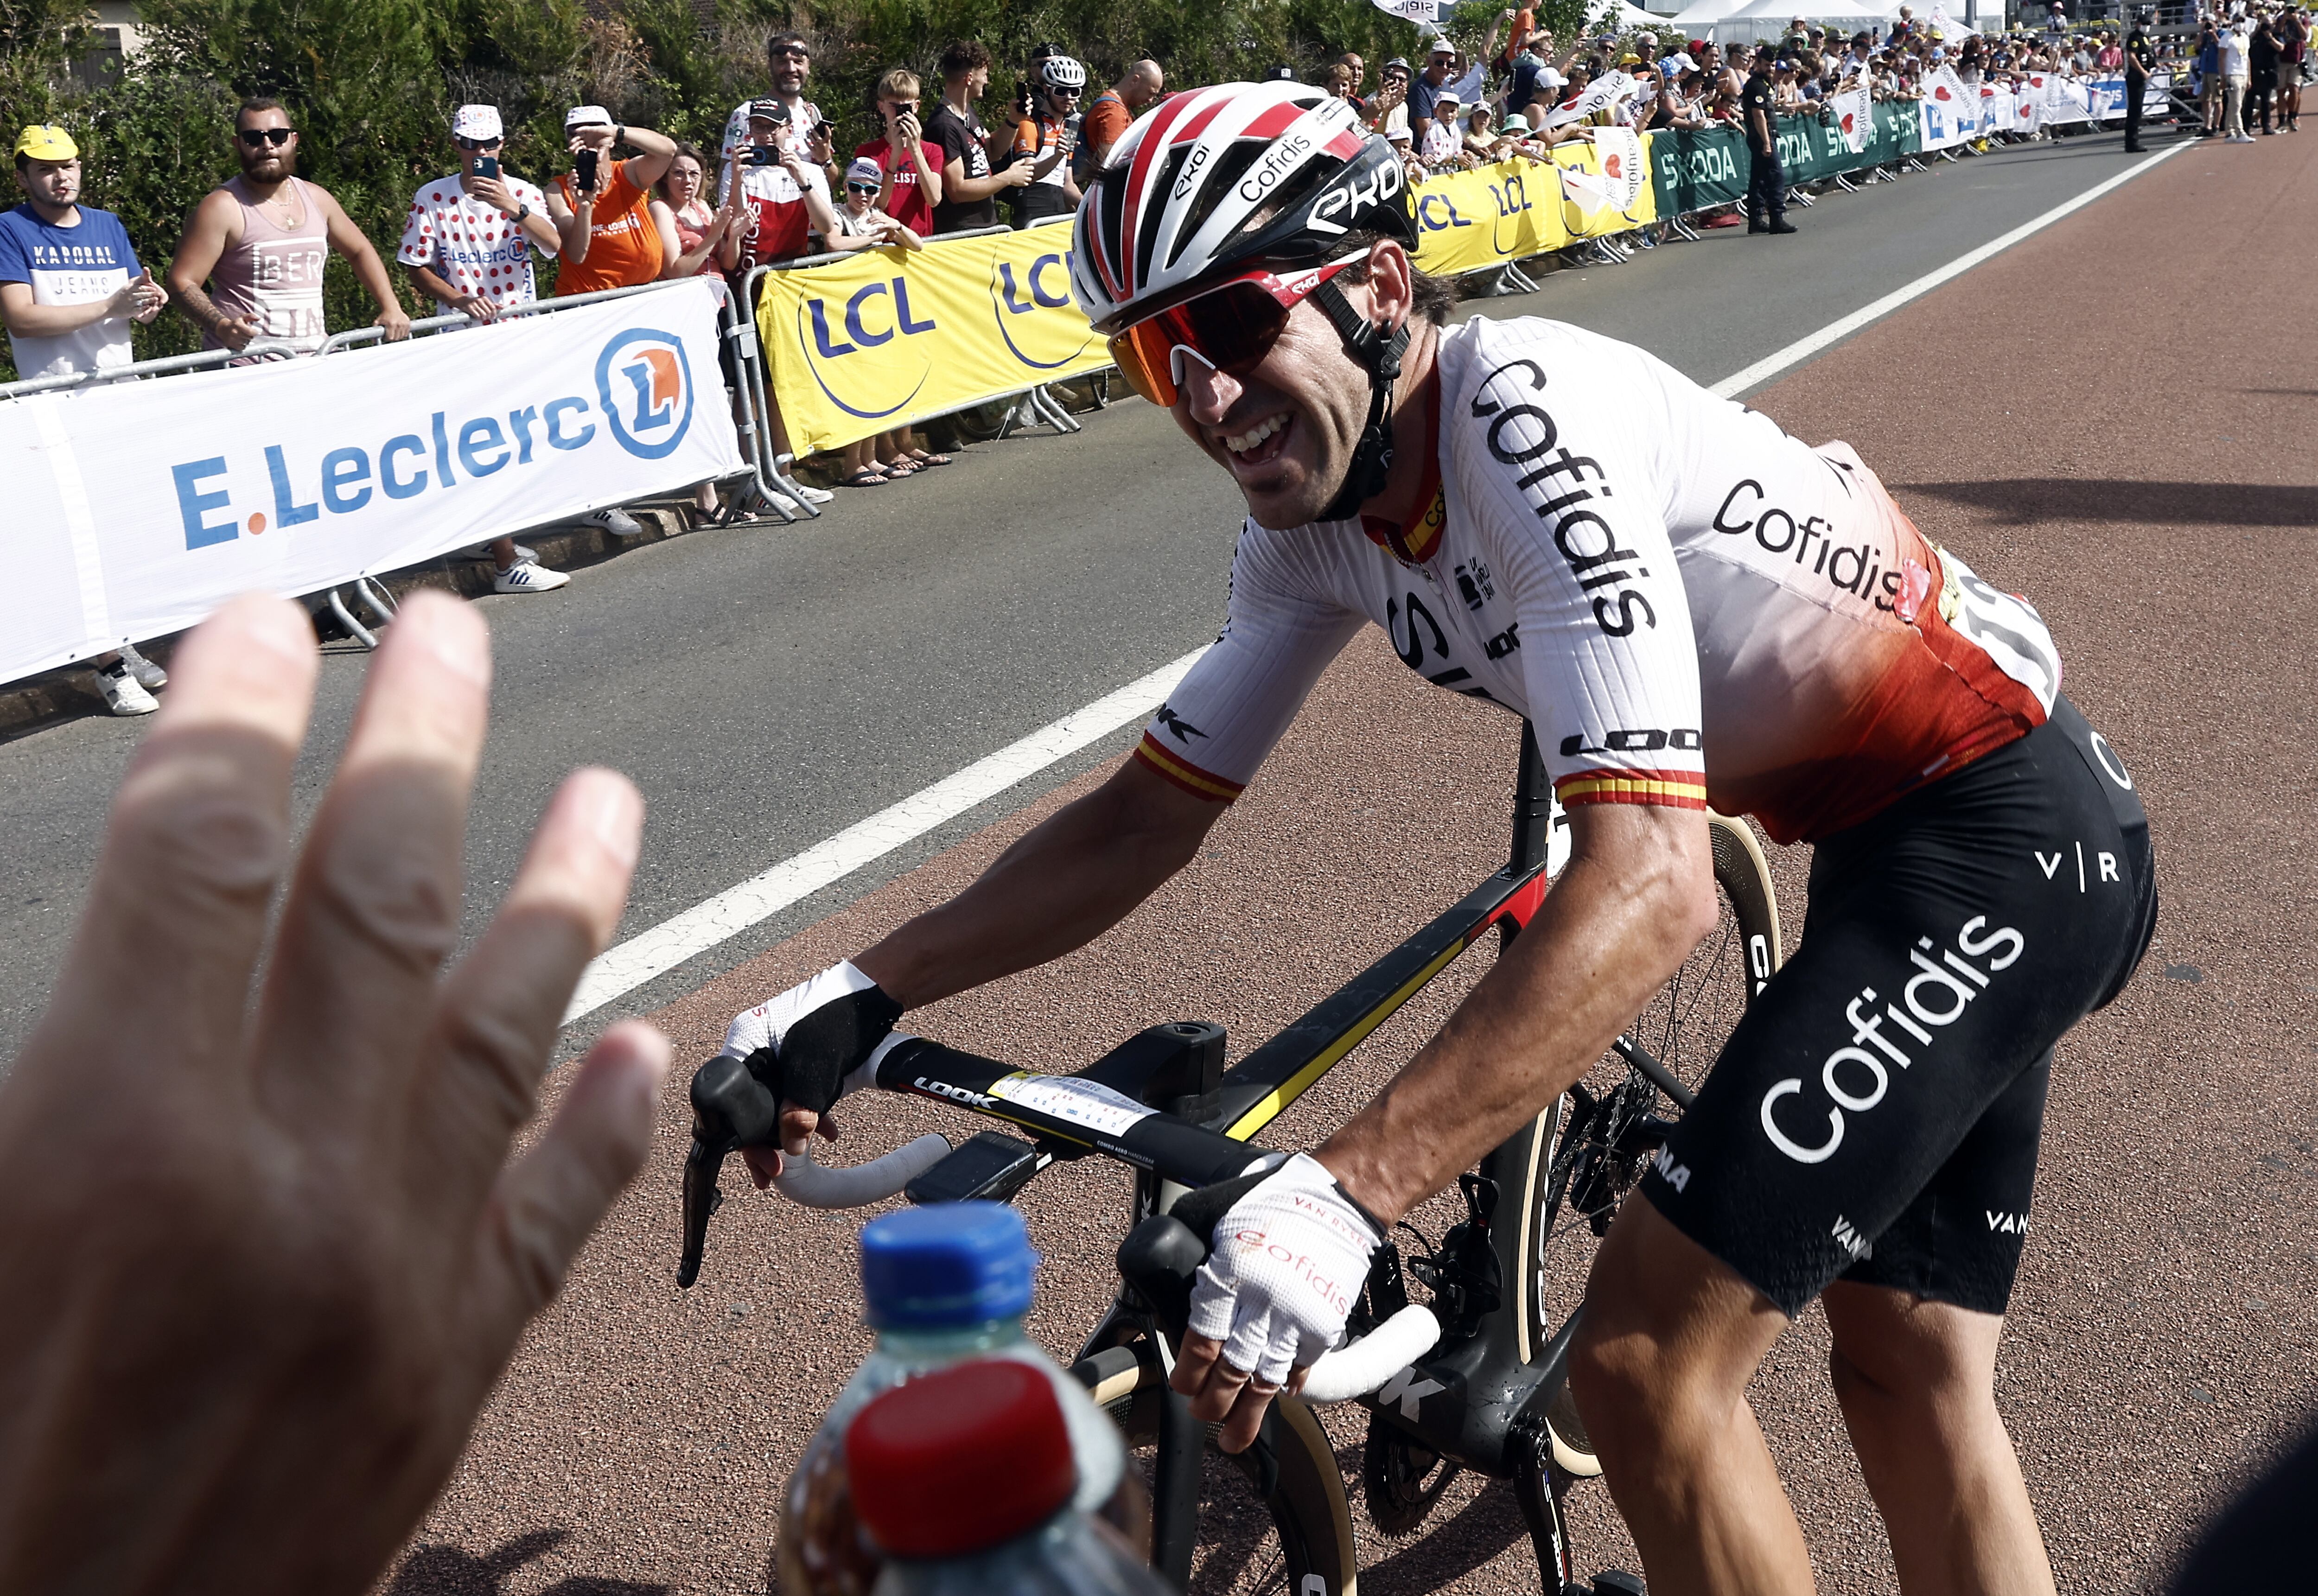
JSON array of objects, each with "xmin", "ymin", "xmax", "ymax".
[{"xmin": 1134, "ymin": 316, "xmax": 2060, "ymax": 845}]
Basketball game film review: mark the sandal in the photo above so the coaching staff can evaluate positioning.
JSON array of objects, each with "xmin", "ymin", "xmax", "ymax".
[
  {"xmin": 840, "ymin": 469, "xmax": 889, "ymax": 488},
  {"xmin": 905, "ymin": 449, "xmax": 954, "ymax": 468},
  {"xmin": 881, "ymin": 458, "xmax": 921, "ymax": 478}
]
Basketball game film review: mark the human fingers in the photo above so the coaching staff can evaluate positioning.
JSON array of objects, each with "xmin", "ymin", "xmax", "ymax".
[
  {"xmin": 1169, "ymin": 1329, "xmax": 1229, "ymax": 1397},
  {"xmin": 253, "ymin": 592, "xmax": 490, "ymax": 1135},
  {"xmin": 34, "ymin": 596, "xmax": 316, "ymax": 1087},
  {"xmin": 1215, "ymin": 1377, "xmax": 1281, "ymax": 1456},
  {"xmin": 777, "ymin": 1103, "xmax": 821, "ymax": 1156},
  {"xmin": 402, "ymin": 768, "xmax": 642, "ymax": 1229},
  {"xmin": 475, "ymin": 1020, "xmax": 669, "ymax": 1336}
]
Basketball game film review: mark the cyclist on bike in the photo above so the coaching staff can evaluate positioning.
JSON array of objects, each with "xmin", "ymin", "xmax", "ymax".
[{"xmin": 720, "ymin": 81, "xmax": 2154, "ymax": 1593}]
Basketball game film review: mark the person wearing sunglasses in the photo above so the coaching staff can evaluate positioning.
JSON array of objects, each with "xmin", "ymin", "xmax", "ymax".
[
  {"xmin": 820, "ymin": 155, "xmax": 934, "ymax": 490},
  {"xmin": 717, "ymin": 32, "xmax": 829, "ymax": 203},
  {"xmin": 1005, "ymin": 54, "xmax": 1087, "ymax": 227},
  {"xmin": 168, "ymin": 96, "xmax": 408, "ymax": 362},
  {"xmin": 717, "ymin": 78, "xmax": 2145, "ymax": 1596}
]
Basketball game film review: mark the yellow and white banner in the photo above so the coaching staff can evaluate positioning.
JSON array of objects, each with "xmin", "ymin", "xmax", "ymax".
[
  {"xmin": 755, "ymin": 225, "xmax": 1109, "ymax": 456},
  {"xmin": 1409, "ymin": 138, "xmax": 1659, "ymax": 279},
  {"xmin": 0, "ymin": 278, "xmax": 739, "ymax": 687}
]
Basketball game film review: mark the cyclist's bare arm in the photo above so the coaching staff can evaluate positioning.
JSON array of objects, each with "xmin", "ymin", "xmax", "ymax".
[
  {"xmin": 754, "ymin": 757, "xmax": 1225, "ymax": 1159},
  {"xmin": 1176, "ymin": 800, "xmax": 1717, "ymax": 1447},
  {"xmin": 1314, "ymin": 801, "xmax": 1718, "ymax": 1226}
]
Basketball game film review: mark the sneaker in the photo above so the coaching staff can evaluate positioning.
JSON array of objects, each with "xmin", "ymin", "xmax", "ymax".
[
  {"xmin": 492, "ymin": 560, "xmax": 571, "ymax": 595},
  {"xmin": 118, "ymin": 641, "xmax": 167, "ymax": 692},
  {"xmin": 95, "ymin": 661, "xmax": 159, "ymax": 716},
  {"xmin": 580, "ymin": 506, "xmax": 646, "ymax": 538},
  {"xmin": 464, "ymin": 541, "xmax": 536, "ymax": 562},
  {"xmin": 789, "ymin": 483, "xmax": 833, "ymax": 505}
]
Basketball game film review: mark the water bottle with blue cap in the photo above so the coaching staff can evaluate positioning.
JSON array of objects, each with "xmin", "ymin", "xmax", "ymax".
[{"xmin": 777, "ymin": 1202, "xmax": 1141, "ymax": 1595}]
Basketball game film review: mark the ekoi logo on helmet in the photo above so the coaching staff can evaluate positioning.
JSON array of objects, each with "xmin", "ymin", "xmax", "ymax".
[{"xmin": 594, "ymin": 328, "xmax": 695, "ymax": 459}]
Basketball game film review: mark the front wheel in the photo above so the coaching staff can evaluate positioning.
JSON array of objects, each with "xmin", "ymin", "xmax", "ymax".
[{"xmin": 1083, "ymin": 1344, "xmax": 1361, "ymax": 1596}]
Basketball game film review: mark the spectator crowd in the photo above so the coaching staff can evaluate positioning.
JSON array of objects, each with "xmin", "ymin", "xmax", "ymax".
[{"xmin": 6, "ymin": 8, "xmax": 2300, "ymax": 712}]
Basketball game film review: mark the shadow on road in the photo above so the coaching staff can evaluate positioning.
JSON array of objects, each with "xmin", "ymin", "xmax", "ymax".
[
  {"xmin": 1356, "ymin": 1478, "xmax": 1535, "ymax": 1594},
  {"xmin": 387, "ymin": 1528, "xmax": 670, "ymax": 1596},
  {"xmin": 1899, "ymin": 478, "xmax": 2318, "ymax": 527}
]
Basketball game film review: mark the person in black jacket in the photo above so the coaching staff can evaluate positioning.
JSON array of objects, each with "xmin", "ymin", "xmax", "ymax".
[
  {"xmin": 2250, "ymin": 15, "xmax": 2280, "ymax": 133},
  {"xmin": 1741, "ymin": 52, "xmax": 1795, "ymax": 233},
  {"xmin": 2124, "ymin": 20, "xmax": 2156, "ymax": 151}
]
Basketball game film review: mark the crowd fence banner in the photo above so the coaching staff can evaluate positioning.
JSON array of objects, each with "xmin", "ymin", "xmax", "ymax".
[
  {"xmin": 1919, "ymin": 67, "xmax": 1977, "ymax": 149},
  {"xmin": 1649, "ymin": 103, "xmax": 1921, "ymax": 216},
  {"xmin": 753, "ymin": 223, "xmax": 1109, "ymax": 457},
  {"xmin": 1406, "ymin": 138, "xmax": 1661, "ymax": 278},
  {"xmin": 0, "ymin": 277, "xmax": 739, "ymax": 687}
]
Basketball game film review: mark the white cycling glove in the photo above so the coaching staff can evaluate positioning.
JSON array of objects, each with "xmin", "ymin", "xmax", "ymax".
[
  {"xmin": 720, "ymin": 960, "xmax": 904, "ymax": 1127},
  {"xmin": 1187, "ymin": 1153, "xmax": 1384, "ymax": 1387}
]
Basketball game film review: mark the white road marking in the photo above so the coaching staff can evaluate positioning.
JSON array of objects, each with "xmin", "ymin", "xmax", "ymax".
[
  {"xmin": 563, "ymin": 648, "xmax": 1207, "ymax": 1024},
  {"xmin": 1711, "ymin": 144, "xmax": 2186, "ymax": 400}
]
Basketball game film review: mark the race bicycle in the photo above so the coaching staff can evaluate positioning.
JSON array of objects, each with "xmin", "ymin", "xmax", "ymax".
[{"xmin": 679, "ymin": 723, "xmax": 1782, "ymax": 1594}]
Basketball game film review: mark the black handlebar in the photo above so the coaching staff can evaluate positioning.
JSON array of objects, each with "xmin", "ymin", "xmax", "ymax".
[{"xmin": 677, "ymin": 1024, "xmax": 1265, "ymax": 1288}]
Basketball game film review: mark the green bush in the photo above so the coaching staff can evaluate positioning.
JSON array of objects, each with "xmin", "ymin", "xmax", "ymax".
[{"xmin": 0, "ymin": 0, "xmax": 1423, "ymax": 384}]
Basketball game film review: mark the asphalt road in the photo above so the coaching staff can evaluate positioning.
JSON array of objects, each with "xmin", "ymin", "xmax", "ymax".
[
  {"xmin": 0, "ymin": 129, "xmax": 2189, "ymax": 1065},
  {"xmin": 380, "ymin": 118, "xmax": 2318, "ymax": 1595}
]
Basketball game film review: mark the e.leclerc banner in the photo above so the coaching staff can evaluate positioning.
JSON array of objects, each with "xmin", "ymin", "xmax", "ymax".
[
  {"xmin": 0, "ymin": 278, "xmax": 738, "ymax": 687},
  {"xmin": 755, "ymin": 224, "xmax": 1108, "ymax": 456}
]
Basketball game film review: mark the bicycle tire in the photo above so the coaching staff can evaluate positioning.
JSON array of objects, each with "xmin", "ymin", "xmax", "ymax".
[
  {"xmin": 1512, "ymin": 811, "xmax": 1783, "ymax": 1470},
  {"xmin": 1103, "ymin": 1379, "xmax": 1360, "ymax": 1596}
]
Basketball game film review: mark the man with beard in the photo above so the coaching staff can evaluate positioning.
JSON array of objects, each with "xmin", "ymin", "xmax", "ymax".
[
  {"xmin": 169, "ymin": 98, "xmax": 408, "ymax": 358},
  {"xmin": 718, "ymin": 33, "xmax": 836, "ymax": 202}
]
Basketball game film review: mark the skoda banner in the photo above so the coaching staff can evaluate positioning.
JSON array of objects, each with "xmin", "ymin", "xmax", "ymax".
[
  {"xmin": 755, "ymin": 224, "xmax": 1108, "ymax": 457},
  {"xmin": 0, "ymin": 278, "xmax": 738, "ymax": 687}
]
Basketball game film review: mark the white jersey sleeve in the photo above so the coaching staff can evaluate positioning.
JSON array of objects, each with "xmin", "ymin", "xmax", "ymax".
[
  {"xmin": 1448, "ymin": 334, "xmax": 1708, "ymax": 814},
  {"xmin": 1133, "ymin": 522, "xmax": 1365, "ymax": 802}
]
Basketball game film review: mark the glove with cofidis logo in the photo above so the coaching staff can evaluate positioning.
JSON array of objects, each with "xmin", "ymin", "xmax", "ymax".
[{"xmin": 1187, "ymin": 1152, "xmax": 1384, "ymax": 1387}]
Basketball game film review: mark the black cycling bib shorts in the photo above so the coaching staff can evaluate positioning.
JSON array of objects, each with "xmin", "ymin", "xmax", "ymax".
[{"xmin": 1641, "ymin": 695, "xmax": 2158, "ymax": 1317}]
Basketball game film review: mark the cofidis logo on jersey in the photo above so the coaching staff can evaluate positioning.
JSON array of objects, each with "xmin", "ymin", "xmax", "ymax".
[{"xmin": 166, "ymin": 323, "xmax": 700, "ymax": 550}]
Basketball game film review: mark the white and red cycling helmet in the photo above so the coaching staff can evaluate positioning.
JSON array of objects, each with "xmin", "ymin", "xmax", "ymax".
[
  {"xmin": 1071, "ymin": 81, "xmax": 1421, "ymax": 520},
  {"xmin": 1069, "ymin": 80, "xmax": 1414, "ymax": 337}
]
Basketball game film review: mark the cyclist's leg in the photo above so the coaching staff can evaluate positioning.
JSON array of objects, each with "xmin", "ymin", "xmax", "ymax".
[
  {"xmin": 1578, "ymin": 696, "xmax": 2153, "ymax": 1586},
  {"xmin": 1571, "ymin": 1202, "xmax": 1813, "ymax": 1594},
  {"xmin": 1819, "ymin": 1047, "xmax": 2057, "ymax": 1596},
  {"xmin": 1821, "ymin": 1284, "xmax": 2054, "ymax": 1596}
]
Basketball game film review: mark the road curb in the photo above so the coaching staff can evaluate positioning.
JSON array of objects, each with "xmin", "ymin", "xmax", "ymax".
[{"xmin": 0, "ymin": 496, "xmax": 714, "ymax": 742}]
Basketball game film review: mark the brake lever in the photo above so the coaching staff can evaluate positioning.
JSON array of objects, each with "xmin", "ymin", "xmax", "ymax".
[{"xmin": 677, "ymin": 1052, "xmax": 782, "ymax": 1288}]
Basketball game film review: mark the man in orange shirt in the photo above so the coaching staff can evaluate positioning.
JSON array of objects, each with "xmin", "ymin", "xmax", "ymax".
[
  {"xmin": 547, "ymin": 105, "xmax": 680, "ymax": 296},
  {"xmin": 1079, "ymin": 58, "xmax": 1163, "ymax": 173}
]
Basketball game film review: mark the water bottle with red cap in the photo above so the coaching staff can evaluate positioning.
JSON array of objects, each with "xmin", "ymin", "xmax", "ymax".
[
  {"xmin": 847, "ymin": 1358, "xmax": 1171, "ymax": 1594},
  {"xmin": 777, "ymin": 1202, "xmax": 1143, "ymax": 1594}
]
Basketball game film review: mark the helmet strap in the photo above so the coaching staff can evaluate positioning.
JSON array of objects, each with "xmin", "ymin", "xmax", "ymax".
[{"xmin": 1310, "ymin": 277, "xmax": 1411, "ymax": 523}]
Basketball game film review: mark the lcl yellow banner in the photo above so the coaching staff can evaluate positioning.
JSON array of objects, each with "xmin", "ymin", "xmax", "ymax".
[
  {"xmin": 1410, "ymin": 136, "xmax": 1658, "ymax": 279},
  {"xmin": 756, "ymin": 224, "xmax": 1108, "ymax": 456}
]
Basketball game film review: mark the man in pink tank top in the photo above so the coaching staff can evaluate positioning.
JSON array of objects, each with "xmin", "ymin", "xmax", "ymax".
[{"xmin": 168, "ymin": 97, "xmax": 409, "ymax": 357}]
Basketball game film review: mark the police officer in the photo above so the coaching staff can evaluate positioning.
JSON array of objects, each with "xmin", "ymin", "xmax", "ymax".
[
  {"xmin": 2124, "ymin": 13, "xmax": 2157, "ymax": 152},
  {"xmin": 1744, "ymin": 52, "xmax": 1796, "ymax": 233}
]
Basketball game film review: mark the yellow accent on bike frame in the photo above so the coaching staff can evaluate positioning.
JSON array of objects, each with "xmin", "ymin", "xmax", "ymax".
[{"xmin": 1221, "ymin": 935, "xmax": 1476, "ymax": 1143}]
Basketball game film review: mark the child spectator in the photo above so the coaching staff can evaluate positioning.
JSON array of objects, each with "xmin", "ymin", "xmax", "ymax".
[
  {"xmin": 820, "ymin": 158, "xmax": 945, "ymax": 490},
  {"xmin": 854, "ymin": 68, "xmax": 941, "ymax": 237},
  {"xmin": 927, "ymin": 40, "xmax": 1032, "ymax": 233}
]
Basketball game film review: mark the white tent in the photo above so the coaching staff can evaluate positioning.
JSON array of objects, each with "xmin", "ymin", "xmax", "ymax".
[
  {"xmin": 1588, "ymin": 0, "xmax": 1675, "ymax": 30},
  {"xmin": 1709, "ymin": 0, "xmax": 1895, "ymax": 38},
  {"xmin": 1665, "ymin": 0, "xmax": 1753, "ymax": 29}
]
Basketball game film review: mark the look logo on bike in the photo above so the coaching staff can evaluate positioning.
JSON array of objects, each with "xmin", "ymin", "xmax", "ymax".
[{"xmin": 720, "ymin": 81, "xmax": 2155, "ymax": 1591}]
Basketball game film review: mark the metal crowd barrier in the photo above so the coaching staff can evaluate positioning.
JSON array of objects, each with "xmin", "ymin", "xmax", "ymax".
[{"xmin": 0, "ymin": 339, "xmax": 303, "ymax": 402}]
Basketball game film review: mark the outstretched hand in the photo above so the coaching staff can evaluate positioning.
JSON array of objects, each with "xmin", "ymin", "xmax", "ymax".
[{"xmin": 0, "ymin": 591, "xmax": 668, "ymax": 1596}]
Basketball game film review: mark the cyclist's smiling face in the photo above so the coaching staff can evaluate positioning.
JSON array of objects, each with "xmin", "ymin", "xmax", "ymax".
[{"xmin": 1171, "ymin": 275, "xmax": 1401, "ymax": 530}]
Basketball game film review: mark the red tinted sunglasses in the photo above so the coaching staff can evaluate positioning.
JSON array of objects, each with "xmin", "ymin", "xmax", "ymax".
[{"xmin": 1108, "ymin": 254, "xmax": 1368, "ymax": 408}]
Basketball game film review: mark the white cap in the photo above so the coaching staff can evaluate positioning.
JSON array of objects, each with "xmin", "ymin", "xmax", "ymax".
[
  {"xmin": 452, "ymin": 104, "xmax": 503, "ymax": 141},
  {"xmin": 1539, "ymin": 66, "xmax": 1568, "ymax": 88},
  {"xmin": 564, "ymin": 104, "xmax": 613, "ymax": 129},
  {"xmin": 1436, "ymin": 87, "xmax": 1462, "ymax": 106},
  {"xmin": 1665, "ymin": 50, "xmax": 1696, "ymax": 71},
  {"xmin": 1386, "ymin": 123, "xmax": 1414, "ymax": 141}
]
